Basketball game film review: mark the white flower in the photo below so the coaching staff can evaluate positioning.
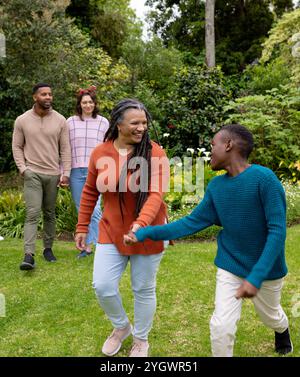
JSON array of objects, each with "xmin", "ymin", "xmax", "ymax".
[
  {"xmin": 203, "ymin": 151, "xmax": 211, "ymax": 157},
  {"xmin": 197, "ymin": 147, "xmax": 206, "ymax": 153},
  {"xmin": 176, "ymin": 162, "xmax": 183, "ymax": 167},
  {"xmin": 202, "ymin": 157, "xmax": 211, "ymax": 162},
  {"xmin": 163, "ymin": 133, "xmax": 170, "ymax": 138},
  {"xmin": 291, "ymin": 32, "xmax": 300, "ymax": 43},
  {"xmin": 292, "ymin": 42, "xmax": 300, "ymax": 58},
  {"xmin": 187, "ymin": 148, "xmax": 195, "ymax": 154}
]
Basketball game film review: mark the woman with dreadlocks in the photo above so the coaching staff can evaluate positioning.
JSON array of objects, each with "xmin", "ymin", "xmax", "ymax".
[{"xmin": 75, "ymin": 99, "xmax": 170, "ymax": 357}]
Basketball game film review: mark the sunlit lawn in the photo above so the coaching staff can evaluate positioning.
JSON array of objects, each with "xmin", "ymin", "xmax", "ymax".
[{"xmin": 0, "ymin": 225, "xmax": 299, "ymax": 357}]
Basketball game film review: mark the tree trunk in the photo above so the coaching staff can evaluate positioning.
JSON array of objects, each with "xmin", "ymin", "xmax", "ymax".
[
  {"xmin": 205, "ymin": 0, "xmax": 215, "ymax": 68},
  {"xmin": 0, "ymin": 33, "xmax": 6, "ymax": 58}
]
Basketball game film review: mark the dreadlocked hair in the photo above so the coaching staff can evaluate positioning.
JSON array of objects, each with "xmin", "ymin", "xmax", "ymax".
[{"xmin": 104, "ymin": 99, "xmax": 153, "ymax": 220}]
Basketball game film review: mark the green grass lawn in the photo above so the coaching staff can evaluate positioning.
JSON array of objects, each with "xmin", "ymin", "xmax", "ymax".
[{"xmin": 0, "ymin": 225, "xmax": 299, "ymax": 357}]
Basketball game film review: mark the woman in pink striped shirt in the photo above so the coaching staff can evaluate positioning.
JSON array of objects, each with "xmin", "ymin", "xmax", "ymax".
[{"xmin": 67, "ymin": 87, "xmax": 109, "ymax": 258}]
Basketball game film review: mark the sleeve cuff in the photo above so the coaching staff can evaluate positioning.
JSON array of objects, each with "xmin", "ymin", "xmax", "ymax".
[{"xmin": 245, "ymin": 275, "xmax": 262, "ymax": 290}]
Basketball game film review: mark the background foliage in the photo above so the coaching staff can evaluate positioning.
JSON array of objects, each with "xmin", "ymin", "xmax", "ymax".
[
  {"xmin": 0, "ymin": 176, "xmax": 299, "ymax": 240},
  {"xmin": 160, "ymin": 65, "xmax": 229, "ymax": 156},
  {"xmin": 0, "ymin": 0, "xmax": 130, "ymax": 172},
  {"xmin": 224, "ymin": 87, "xmax": 300, "ymax": 180},
  {"xmin": 146, "ymin": 0, "xmax": 294, "ymax": 73},
  {"xmin": 0, "ymin": 0, "xmax": 299, "ymax": 226},
  {"xmin": 0, "ymin": 3, "xmax": 300, "ymax": 358}
]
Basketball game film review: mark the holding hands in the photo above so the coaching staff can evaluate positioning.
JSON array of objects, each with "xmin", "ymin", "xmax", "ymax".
[
  {"xmin": 123, "ymin": 223, "xmax": 141, "ymax": 246},
  {"xmin": 59, "ymin": 175, "xmax": 70, "ymax": 188}
]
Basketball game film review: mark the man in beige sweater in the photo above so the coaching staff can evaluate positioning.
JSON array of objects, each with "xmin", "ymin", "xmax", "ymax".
[{"xmin": 12, "ymin": 83, "xmax": 71, "ymax": 270}]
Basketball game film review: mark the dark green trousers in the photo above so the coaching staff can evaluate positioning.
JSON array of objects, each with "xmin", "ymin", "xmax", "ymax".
[{"xmin": 23, "ymin": 170, "xmax": 60, "ymax": 255}]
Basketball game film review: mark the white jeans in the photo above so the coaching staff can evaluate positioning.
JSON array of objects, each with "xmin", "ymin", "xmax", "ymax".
[
  {"xmin": 210, "ymin": 268, "xmax": 289, "ymax": 357},
  {"xmin": 93, "ymin": 244, "xmax": 164, "ymax": 340}
]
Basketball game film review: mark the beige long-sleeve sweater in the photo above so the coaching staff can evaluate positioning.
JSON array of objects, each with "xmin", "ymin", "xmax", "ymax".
[{"xmin": 12, "ymin": 108, "xmax": 71, "ymax": 176}]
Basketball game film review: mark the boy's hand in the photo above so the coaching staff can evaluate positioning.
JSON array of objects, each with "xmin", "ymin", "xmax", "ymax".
[
  {"xmin": 123, "ymin": 231, "xmax": 138, "ymax": 245},
  {"xmin": 235, "ymin": 280, "xmax": 258, "ymax": 299}
]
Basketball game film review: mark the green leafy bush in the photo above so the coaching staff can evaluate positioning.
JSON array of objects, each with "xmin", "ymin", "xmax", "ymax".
[
  {"xmin": 224, "ymin": 86, "xmax": 300, "ymax": 180},
  {"xmin": 160, "ymin": 65, "xmax": 230, "ymax": 157},
  {"xmin": 164, "ymin": 157, "xmax": 218, "ymax": 211},
  {"xmin": 0, "ymin": 188, "xmax": 77, "ymax": 238},
  {"xmin": 284, "ymin": 181, "xmax": 300, "ymax": 226},
  {"xmin": 0, "ymin": 179, "xmax": 299, "ymax": 240},
  {"xmin": 54, "ymin": 189, "xmax": 78, "ymax": 235},
  {"xmin": 0, "ymin": 190, "xmax": 28, "ymax": 238},
  {"xmin": 242, "ymin": 58, "xmax": 291, "ymax": 95},
  {"xmin": 242, "ymin": 8, "xmax": 300, "ymax": 95}
]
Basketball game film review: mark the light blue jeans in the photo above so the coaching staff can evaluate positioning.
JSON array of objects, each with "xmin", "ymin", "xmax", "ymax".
[
  {"xmin": 70, "ymin": 167, "xmax": 102, "ymax": 246},
  {"xmin": 93, "ymin": 244, "xmax": 164, "ymax": 340}
]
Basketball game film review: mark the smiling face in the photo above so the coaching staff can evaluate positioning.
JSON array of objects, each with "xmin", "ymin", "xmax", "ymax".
[
  {"xmin": 210, "ymin": 130, "xmax": 231, "ymax": 171},
  {"xmin": 33, "ymin": 86, "xmax": 52, "ymax": 110},
  {"xmin": 117, "ymin": 108, "xmax": 148, "ymax": 145},
  {"xmin": 80, "ymin": 94, "xmax": 95, "ymax": 117}
]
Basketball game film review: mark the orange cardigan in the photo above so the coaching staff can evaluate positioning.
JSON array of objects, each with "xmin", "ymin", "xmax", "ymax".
[{"xmin": 76, "ymin": 140, "xmax": 170, "ymax": 255}]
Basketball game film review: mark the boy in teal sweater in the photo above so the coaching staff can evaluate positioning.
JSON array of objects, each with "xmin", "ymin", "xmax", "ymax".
[{"xmin": 124, "ymin": 124, "xmax": 292, "ymax": 357}]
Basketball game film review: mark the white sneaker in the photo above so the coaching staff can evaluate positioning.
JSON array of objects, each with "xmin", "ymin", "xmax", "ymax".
[
  {"xmin": 102, "ymin": 324, "xmax": 132, "ymax": 356},
  {"xmin": 129, "ymin": 337, "xmax": 149, "ymax": 357}
]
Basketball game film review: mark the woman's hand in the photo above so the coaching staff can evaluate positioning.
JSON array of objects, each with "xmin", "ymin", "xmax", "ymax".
[
  {"xmin": 75, "ymin": 232, "xmax": 88, "ymax": 251},
  {"xmin": 131, "ymin": 223, "xmax": 141, "ymax": 233},
  {"xmin": 123, "ymin": 223, "xmax": 141, "ymax": 245},
  {"xmin": 123, "ymin": 230, "xmax": 138, "ymax": 245}
]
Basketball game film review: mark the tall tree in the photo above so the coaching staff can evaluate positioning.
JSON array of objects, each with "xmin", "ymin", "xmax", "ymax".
[
  {"xmin": 146, "ymin": 0, "xmax": 206, "ymax": 59},
  {"xmin": 146, "ymin": 0, "xmax": 295, "ymax": 73},
  {"xmin": 66, "ymin": 0, "xmax": 142, "ymax": 58},
  {"xmin": 205, "ymin": 0, "xmax": 215, "ymax": 67}
]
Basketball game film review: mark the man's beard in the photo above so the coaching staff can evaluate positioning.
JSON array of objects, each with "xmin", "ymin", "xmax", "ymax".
[{"xmin": 39, "ymin": 101, "xmax": 52, "ymax": 109}]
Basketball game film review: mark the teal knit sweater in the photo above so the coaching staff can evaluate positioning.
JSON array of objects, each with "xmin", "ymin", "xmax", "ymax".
[{"xmin": 135, "ymin": 165, "xmax": 287, "ymax": 288}]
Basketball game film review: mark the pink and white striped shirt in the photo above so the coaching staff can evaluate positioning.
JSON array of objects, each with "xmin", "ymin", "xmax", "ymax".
[{"xmin": 67, "ymin": 115, "xmax": 109, "ymax": 169}]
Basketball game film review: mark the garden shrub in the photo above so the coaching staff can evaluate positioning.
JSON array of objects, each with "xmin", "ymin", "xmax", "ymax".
[
  {"xmin": 0, "ymin": 190, "xmax": 27, "ymax": 238},
  {"xmin": 0, "ymin": 179, "xmax": 299, "ymax": 240},
  {"xmin": 0, "ymin": 188, "xmax": 77, "ymax": 239},
  {"xmin": 160, "ymin": 65, "xmax": 230, "ymax": 157},
  {"xmin": 224, "ymin": 86, "xmax": 300, "ymax": 181},
  {"xmin": 242, "ymin": 58, "xmax": 291, "ymax": 95},
  {"xmin": 164, "ymin": 157, "xmax": 218, "ymax": 211},
  {"xmin": 284, "ymin": 181, "xmax": 300, "ymax": 226}
]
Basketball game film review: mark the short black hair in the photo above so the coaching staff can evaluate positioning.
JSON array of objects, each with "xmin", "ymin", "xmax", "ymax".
[
  {"xmin": 220, "ymin": 124, "xmax": 254, "ymax": 158},
  {"xmin": 32, "ymin": 83, "xmax": 51, "ymax": 94}
]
